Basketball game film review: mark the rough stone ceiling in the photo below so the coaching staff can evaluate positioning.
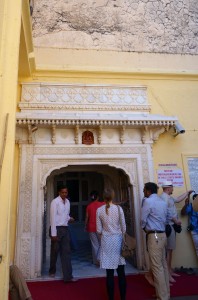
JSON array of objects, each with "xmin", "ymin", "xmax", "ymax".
[{"xmin": 32, "ymin": 0, "xmax": 198, "ymax": 55}]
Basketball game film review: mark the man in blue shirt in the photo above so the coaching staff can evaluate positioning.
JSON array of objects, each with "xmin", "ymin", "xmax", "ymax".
[
  {"xmin": 181, "ymin": 192, "xmax": 198, "ymax": 258},
  {"xmin": 141, "ymin": 182, "xmax": 170, "ymax": 300}
]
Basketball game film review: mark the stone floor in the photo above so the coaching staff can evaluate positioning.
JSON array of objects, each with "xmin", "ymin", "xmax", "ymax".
[
  {"xmin": 41, "ymin": 239, "xmax": 138, "ymax": 280},
  {"xmin": 41, "ymin": 227, "xmax": 139, "ymax": 280}
]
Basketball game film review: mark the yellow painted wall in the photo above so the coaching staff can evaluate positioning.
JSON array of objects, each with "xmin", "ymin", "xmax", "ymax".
[
  {"xmin": 0, "ymin": 0, "xmax": 22, "ymax": 299},
  {"xmin": 150, "ymin": 81, "xmax": 198, "ymax": 268},
  {"xmin": 29, "ymin": 47, "xmax": 198, "ymax": 269},
  {"xmin": 0, "ymin": 0, "xmax": 196, "ymax": 298},
  {"xmin": 2, "ymin": 8, "xmax": 197, "ymax": 297}
]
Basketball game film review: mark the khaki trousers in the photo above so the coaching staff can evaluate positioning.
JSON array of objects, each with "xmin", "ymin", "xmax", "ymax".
[
  {"xmin": 9, "ymin": 265, "xmax": 31, "ymax": 300},
  {"xmin": 147, "ymin": 233, "xmax": 170, "ymax": 300}
]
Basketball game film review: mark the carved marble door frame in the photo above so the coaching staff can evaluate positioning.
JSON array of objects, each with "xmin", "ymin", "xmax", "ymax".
[{"xmin": 15, "ymin": 144, "xmax": 153, "ymax": 279}]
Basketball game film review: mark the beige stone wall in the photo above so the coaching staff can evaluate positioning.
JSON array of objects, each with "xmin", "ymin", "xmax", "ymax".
[{"xmin": 32, "ymin": 0, "xmax": 198, "ymax": 54}]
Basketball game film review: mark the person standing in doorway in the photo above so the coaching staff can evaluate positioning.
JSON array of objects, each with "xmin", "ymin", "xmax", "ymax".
[
  {"xmin": 49, "ymin": 186, "xmax": 77, "ymax": 282},
  {"xmin": 160, "ymin": 181, "xmax": 192, "ymax": 282},
  {"xmin": 85, "ymin": 190, "xmax": 105, "ymax": 266},
  {"xmin": 141, "ymin": 182, "xmax": 170, "ymax": 300},
  {"xmin": 96, "ymin": 188, "xmax": 127, "ymax": 300}
]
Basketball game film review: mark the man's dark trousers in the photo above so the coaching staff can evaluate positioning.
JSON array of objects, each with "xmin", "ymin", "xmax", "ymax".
[{"xmin": 49, "ymin": 226, "xmax": 73, "ymax": 281}]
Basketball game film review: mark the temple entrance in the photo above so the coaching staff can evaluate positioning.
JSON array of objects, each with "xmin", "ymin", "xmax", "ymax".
[
  {"xmin": 15, "ymin": 82, "xmax": 172, "ymax": 279},
  {"xmin": 15, "ymin": 144, "xmax": 148, "ymax": 279},
  {"xmin": 41, "ymin": 164, "xmax": 137, "ymax": 278}
]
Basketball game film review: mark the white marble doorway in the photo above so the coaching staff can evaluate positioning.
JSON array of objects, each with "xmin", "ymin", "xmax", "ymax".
[
  {"xmin": 41, "ymin": 165, "xmax": 136, "ymax": 278},
  {"xmin": 15, "ymin": 144, "xmax": 152, "ymax": 279}
]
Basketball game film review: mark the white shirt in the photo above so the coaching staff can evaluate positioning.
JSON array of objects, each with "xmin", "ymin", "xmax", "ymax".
[
  {"xmin": 50, "ymin": 196, "xmax": 70, "ymax": 236},
  {"xmin": 160, "ymin": 192, "xmax": 177, "ymax": 225},
  {"xmin": 96, "ymin": 204, "xmax": 126, "ymax": 236}
]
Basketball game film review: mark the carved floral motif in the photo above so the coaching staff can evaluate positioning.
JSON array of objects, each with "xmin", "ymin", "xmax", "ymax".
[{"xmin": 20, "ymin": 84, "xmax": 149, "ymax": 111}]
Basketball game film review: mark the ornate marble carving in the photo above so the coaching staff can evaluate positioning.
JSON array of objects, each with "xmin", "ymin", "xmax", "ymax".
[
  {"xmin": 17, "ymin": 118, "xmax": 176, "ymax": 128},
  {"xmin": 141, "ymin": 126, "xmax": 148, "ymax": 144},
  {"xmin": 20, "ymin": 238, "xmax": 31, "ymax": 277},
  {"xmin": 27, "ymin": 124, "xmax": 33, "ymax": 144},
  {"xmin": 23, "ymin": 146, "xmax": 33, "ymax": 232},
  {"xmin": 34, "ymin": 146, "xmax": 150, "ymax": 186},
  {"xmin": 74, "ymin": 125, "xmax": 79, "ymax": 144},
  {"xmin": 97, "ymin": 125, "xmax": 102, "ymax": 144},
  {"xmin": 51, "ymin": 125, "xmax": 56, "ymax": 144},
  {"xmin": 40, "ymin": 158, "xmax": 137, "ymax": 186},
  {"xmin": 152, "ymin": 127, "xmax": 166, "ymax": 142},
  {"xmin": 120, "ymin": 126, "xmax": 125, "ymax": 144},
  {"xmin": 20, "ymin": 84, "xmax": 150, "ymax": 111},
  {"xmin": 17, "ymin": 84, "xmax": 177, "ymax": 143}
]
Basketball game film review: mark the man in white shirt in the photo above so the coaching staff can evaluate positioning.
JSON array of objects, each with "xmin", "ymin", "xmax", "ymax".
[
  {"xmin": 160, "ymin": 181, "xmax": 192, "ymax": 283},
  {"xmin": 49, "ymin": 186, "xmax": 77, "ymax": 282}
]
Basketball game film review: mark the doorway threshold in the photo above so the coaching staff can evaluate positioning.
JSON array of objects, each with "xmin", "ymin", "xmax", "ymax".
[{"xmin": 30, "ymin": 262, "xmax": 139, "ymax": 282}]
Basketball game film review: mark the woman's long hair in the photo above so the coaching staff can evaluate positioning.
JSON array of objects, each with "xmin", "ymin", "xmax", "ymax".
[{"xmin": 103, "ymin": 188, "xmax": 115, "ymax": 215}]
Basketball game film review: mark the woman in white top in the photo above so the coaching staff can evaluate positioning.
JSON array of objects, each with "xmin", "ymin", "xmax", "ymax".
[{"xmin": 96, "ymin": 188, "xmax": 127, "ymax": 300}]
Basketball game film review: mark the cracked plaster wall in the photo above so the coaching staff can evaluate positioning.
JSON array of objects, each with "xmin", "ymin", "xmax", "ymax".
[{"xmin": 32, "ymin": 0, "xmax": 198, "ymax": 55}]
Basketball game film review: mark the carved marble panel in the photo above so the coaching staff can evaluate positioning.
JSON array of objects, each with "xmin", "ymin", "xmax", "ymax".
[{"xmin": 20, "ymin": 84, "xmax": 150, "ymax": 112}]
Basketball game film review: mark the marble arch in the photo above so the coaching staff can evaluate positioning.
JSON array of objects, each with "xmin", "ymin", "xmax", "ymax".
[{"xmin": 41, "ymin": 159, "xmax": 135, "ymax": 188}]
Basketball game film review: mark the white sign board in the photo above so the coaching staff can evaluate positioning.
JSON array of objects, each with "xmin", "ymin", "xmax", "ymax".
[
  {"xmin": 157, "ymin": 169, "xmax": 184, "ymax": 187},
  {"xmin": 187, "ymin": 158, "xmax": 198, "ymax": 193}
]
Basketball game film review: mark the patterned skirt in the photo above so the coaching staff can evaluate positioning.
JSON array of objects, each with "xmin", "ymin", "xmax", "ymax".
[{"xmin": 100, "ymin": 233, "xmax": 126, "ymax": 269}]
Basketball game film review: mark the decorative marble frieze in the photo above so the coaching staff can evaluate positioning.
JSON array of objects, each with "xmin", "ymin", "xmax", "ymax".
[
  {"xmin": 17, "ymin": 118, "xmax": 175, "ymax": 127},
  {"xmin": 16, "ymin": 83, "xmax": 177, "ymax": 143},
  {"xmin": 20, "ymin": 83, "xmax": 150, "ymax": 111}
]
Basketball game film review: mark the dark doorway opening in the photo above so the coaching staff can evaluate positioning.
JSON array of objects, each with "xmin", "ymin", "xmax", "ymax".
[{"xmin": 41, "ymin": 166, "xmax": 137, "ymax": 278}]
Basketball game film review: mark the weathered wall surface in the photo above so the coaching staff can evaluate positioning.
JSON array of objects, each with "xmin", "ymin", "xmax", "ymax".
[{"xmin": 32, "ymin": 0, "xmax": 198, "ymax": 54}]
